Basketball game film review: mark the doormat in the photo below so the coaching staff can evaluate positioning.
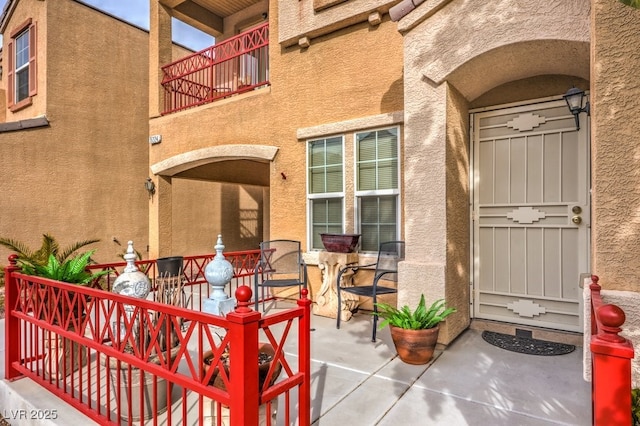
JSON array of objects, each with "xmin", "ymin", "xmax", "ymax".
[{"xmin": 481, "ymin": 331, "xmax": 576, "ymax": 356}]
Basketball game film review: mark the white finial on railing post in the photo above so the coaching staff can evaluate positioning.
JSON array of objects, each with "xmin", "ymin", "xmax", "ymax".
[
  {"xmin": 112, "ymin": 241, "xmax": 151, "ymax": 342},
  {"xmin": 203, "ymin": 234, "xmax": 236, "ymax": 316}
]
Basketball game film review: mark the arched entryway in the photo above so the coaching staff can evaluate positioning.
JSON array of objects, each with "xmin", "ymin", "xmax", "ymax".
[
  {"xmin": 397, "ymin": 0, "xmax": 590, "ymax": 343},
  {"xmin": 148, "ymin": 145, "xmax": 277, "ymax": 257}
]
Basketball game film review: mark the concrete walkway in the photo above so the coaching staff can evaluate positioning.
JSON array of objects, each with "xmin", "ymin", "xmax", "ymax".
[{"xmin": 0, "ymin": 311, "xmax": 591, "ymax": 425}]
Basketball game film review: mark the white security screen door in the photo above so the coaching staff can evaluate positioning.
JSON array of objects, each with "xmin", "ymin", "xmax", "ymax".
[{"xmin": 472, "ymin": 98, "xmax": 589, "ymax": 332}]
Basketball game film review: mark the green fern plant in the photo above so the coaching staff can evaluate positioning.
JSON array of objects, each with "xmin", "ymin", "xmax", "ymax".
[
  {"xmin": 22, "ymin": 251, "xmax": 108, "ymax": 285},
  {"xmin": 632, "ymin": 388, "xmax": 640, "ymax": 426},
  {"xmin": 374, "ymin": 295, "xmax": 456, "ymax": 330},
  {"xmin": 620, "ymin": 0, "xmax": 640, "ymax": 9},
  {"xmin": 0, "ymin": 233, "xmax": 100, "ymax": 274}
]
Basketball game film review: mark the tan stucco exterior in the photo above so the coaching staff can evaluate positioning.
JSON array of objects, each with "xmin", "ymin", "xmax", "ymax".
[
  {"xmin": 148, "ymin": 0, "xmax": 404, "ymax": 264},
  {"xmin": 396, "ymin": 0, "xmax": 594, "ymax": 342},
  {"xmin": 0, "ymin": 0, "xmax": 150, "ymax": 263},
  {"xmin": 0, "ymin": 0, "xmax": 189, "ymax": 264},
  {"xmin": 591, "ymin": 0, "xmax": 640, "ymax": 290},
  {"xmin": 145, "ymin": 0, "xmax": 640, "ymax": 348},
  {"xmin": 2, "ymin": 0, "xmax": 640, "ymax": 354}
]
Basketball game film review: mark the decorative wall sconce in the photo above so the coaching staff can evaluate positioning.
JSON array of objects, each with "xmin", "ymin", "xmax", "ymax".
[
  {"xmin": 145, "ymin": 178, "xmax": 156, "ymax": 198},
  {"xmin": 563, "ymin": 87, "xmax": 590, "ymax": 131}
]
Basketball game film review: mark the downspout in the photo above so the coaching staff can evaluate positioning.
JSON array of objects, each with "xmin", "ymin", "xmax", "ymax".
[{"xmin": 389, "ymin": 0, "xmax": 426, "ymax": 21}]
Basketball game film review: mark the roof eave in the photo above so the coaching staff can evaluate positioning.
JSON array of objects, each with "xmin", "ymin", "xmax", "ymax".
[{"xmin": 0, "ymin": 0, "xmax": 19, "ymax": 34}]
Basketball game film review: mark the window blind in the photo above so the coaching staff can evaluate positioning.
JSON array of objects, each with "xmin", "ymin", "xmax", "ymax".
[{"xmin": 356, "ymin": 128, "xmax": 398, "ymax": 191}]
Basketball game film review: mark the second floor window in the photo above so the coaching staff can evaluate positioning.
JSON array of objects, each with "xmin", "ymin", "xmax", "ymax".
[
  {"xmin": 8, "ymin": 19, "xmax": 37, "ymax": 110},
  {"xmin": 308, "ymin": 136, "xmax": 344, "ymax": 250},
  {"xmin": 15, "ymin": 30, "xmax": 30, "ymax": 102}
]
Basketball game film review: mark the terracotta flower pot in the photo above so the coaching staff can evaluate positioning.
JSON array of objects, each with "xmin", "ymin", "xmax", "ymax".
[
  {"xmin": 203, "ymin": 342, "xmax": 282, "ymax": 391},
  {"xmin": 105, "ymin": 345, "xmax": 181, "ymax": 420},
  {"xmin": 389, "ymin": 325, "xmax": 440, "ymax": 365}
]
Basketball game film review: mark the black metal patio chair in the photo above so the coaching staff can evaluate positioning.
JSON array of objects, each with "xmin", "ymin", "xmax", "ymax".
[
  {"xmin": 336, "ymin": 240, "xmax": 405, "ymax": 341},
  {"xmin": 254, "ymin": 239, "xmax": 308, "ymax": 311}
]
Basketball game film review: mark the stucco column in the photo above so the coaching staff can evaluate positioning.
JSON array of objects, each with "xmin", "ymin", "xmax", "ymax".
[
  {"xmin": 148, "ymin": 175, "xmax": 173, "ymax": 258},
  {"xmin": 398, "ymin": 56, "xmax": 470, "ymax": 345},
  {"xmin": 149, "ymin": 0, "xmax": 172, "ymax": 118},
  {"xmin": 398, "ymin": 73, "xmax": 449, "ymax": 324},
  {"xmin": 591, "ymin": 0, "xmax": 640, "ymax": 291}
]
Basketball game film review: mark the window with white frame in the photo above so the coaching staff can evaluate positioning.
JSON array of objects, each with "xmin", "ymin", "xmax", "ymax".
[
  {"xmin": 308, "ymin": 136, "xmax": 344, "ymax": 249},
  {"xmin": 8, "ymin": 19, "xmax": 37, "ymax": 111},
  {"xmin": 15, "ymin": 31, "xmax": 30, "ymax": 102},
  {"xmin": 355, "ymin": 127, "xmax": 400, "ymax": 252}
]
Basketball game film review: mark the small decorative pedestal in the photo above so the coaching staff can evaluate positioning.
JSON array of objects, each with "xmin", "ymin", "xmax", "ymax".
[{"xmin": 313, "ymin": 252, "xmax": 359, "ymax": 321}]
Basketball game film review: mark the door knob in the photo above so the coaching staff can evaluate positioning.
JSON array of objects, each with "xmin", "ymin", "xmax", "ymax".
[
  {"xmin": 572, "ymin": 216, "xmax": 582, "ymax": 225},
  {"xmin": 572, "ymin": 206, "xmax": 582, "ymax": 214}
]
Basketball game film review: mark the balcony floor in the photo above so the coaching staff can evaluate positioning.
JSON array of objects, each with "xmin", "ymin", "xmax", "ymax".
[{"xmin": 0, "ymin": 304, "xmax": 591, "ymax": 425}]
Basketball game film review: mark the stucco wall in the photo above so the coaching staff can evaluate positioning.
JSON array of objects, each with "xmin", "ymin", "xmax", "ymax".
[
  {"xmin": 171, "ymin": 179, "xmax": 264, "ymax": 255},
  {"xmin": 444, "ymin": 83, "xmax": 470, "ymax": 340},
  {"xmin": 149, "ymin": 1, "xmax": 404, "ymax": 299},
  {"xmin": 398, "ymin": 0, "xmax": 590, "ymax": 102},
  {"xmin": 398, "ymin": 0, "xmax": 591, "ymax": 343},
  {"xmin": 591, "ymin": 0, "xmax": 640, "ymax": 292},
  {"xmin": 278, "ymin": 0, "xmax": 398, "ymax": 46},
  {"xmin": 0, "ymin": 0, "xmax": 150, "ymax": 264}
]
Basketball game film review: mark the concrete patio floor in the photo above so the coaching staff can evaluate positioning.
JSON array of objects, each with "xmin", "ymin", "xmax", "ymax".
[{"xmin": 0, "ymin": 308, "xmax": 591, "ymax": 425}]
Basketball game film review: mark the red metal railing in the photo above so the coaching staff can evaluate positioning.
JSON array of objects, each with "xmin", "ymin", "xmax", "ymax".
[
  {"xmin": 161, "ymin": 23, "xmax": 269, "ymax": 114},
  {"xmin": 4, "ymin": 252, "xmax": 311, "ymax": 426},
  {"xmin": 589, "ymin": 275, "xmax": 635, "ymax": 426},
  {"xmin": 86, "ymin": 250, "xmax": 261, "ymax": 308}
]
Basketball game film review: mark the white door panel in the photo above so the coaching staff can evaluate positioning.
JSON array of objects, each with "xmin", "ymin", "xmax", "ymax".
[{"xmin": 472, "ymin": 99, "xmax": 589, "ymax": 332}]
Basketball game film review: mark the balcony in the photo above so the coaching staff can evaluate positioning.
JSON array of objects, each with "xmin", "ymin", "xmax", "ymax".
[{"xmin": 161, "ymin": 23, "xmax": 269, "ymax": 115}]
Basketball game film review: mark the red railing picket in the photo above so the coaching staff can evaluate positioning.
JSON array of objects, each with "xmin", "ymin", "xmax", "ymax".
[{"xmin": 589, "ymin": 275, "xmax": 635, "ymax": 426}]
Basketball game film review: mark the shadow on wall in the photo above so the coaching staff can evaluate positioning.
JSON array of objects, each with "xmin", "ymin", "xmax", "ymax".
[
  {"xmin": 172, "ymin": 180, "xmax": 264, "ymax": 254},
  {"xmin": 381, "ymin": 76, "xmax": 404, "ymax": 112},
  {"xmin": 221, "ymin": 184, "xmax": 264, "ymax": 250}
]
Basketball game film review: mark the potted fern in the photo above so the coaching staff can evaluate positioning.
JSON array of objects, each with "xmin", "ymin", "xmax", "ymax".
[
  {"xmin": 21, "ymin": 250, "xmax": 108, "ymax": 322},
  {"xmin": 0, "ymin": 233, "xmax": 100, "ymax": 312},
  {"xmin": 23, "ymin": 250, "xmax": 107, "ymax": 380},
  {"xmin": 375, "ymin": 295, "xmax": 456, "ymax": 365}
]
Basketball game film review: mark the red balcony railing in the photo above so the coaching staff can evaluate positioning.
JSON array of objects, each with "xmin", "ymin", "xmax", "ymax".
[
  {"xmin": 4, "ymin": 250, "xmax": 311, "ymax": 426},
  {"xmin": 589, "ymin": 275, "xmax": 635, "ymax": 426},
  {"xmin": 161, "ymin": 23, "xmax": 269, "ymax": 115}
]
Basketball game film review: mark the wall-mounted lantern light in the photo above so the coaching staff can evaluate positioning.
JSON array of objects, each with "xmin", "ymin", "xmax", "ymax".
[
  {"xmin": 563, "ymin": 87, "xmax": 590, "ymax": 131},
  {"xmin": 145, "ymin": 178, "xmax": 156, "ymax": 198}
]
